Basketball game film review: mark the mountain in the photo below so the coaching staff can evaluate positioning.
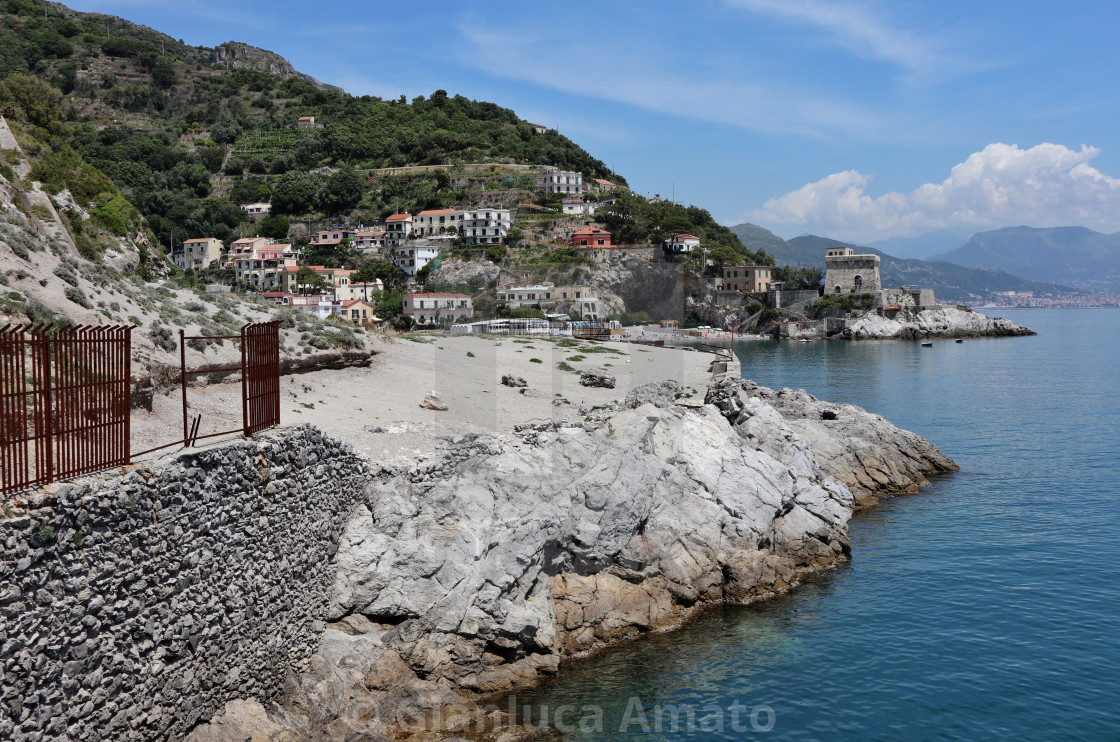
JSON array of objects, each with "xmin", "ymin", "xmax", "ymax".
[
  {"xmin": 931, "ymin": 226, "xmax": 1120, "ymax": 291},
  {"xmin": 868, "ymin": 229, "xmax": 971, "ymax": 260},
  {"xmin": 729, "ymin": 223, "xmax": 821, "ymax": 267},
  {"xmin": 787, "ymin": 235, "xmax": 1070, "ymax": 303},
  {"xmin": 0, "ymin": 0, "xmax": 623, "ymax": 254}
]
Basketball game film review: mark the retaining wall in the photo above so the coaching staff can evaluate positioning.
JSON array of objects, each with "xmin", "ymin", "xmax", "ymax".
[{"xmin": 0, "ymin": 427, "xmax": 372, "ymax": 741}]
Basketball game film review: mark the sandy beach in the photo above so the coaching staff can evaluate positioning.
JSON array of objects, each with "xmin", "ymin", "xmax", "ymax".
[{"xmin": 131, "ymin": 334, "xmax": 717, "ymax": 469}]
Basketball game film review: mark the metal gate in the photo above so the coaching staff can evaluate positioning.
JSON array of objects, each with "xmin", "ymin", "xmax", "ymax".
[
  {"xmin": 241, "ymin": 321, "xmax": 280, "ymax": 436},
  {"xmin": 0, "ymin": 324, "xmax": 132, "ymax": 497}
]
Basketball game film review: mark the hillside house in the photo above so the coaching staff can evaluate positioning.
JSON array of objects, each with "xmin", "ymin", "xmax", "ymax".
[
  {"xmin": 403, "ymin": 293, "xmax": 473, "ymax": 325},
  {"xmin": 562, "ymin": 197, "xmax": 596, "ymax": 216},
  {"xmin": 336, "ymin": 299, "xmax": 381, "ymax": 326},
  {"xmin": 233, "ymin": 243, "xmax": 297, "ymax": 289},
  {"xmin": 311, "ymin": 228, "xmax": 354, "ymax": 246},
  {"xmin": 414, "ymin": 209, "xmax": 466, "ymax": 237},
  {"xmin": 527, "ymin": 122, "xmax": 547, "ymax": 134},
  {"xmin": 353, "ymin": 230, "xmax": 386, "ymax": 254},
  {"xmin": 296, "ymin": 116, "xmax": 316, "ymax": 129},
  {"xmin": 721, "ymin": 265, "xmax": 774, "ymax": 293},
  {"xmin": 592, "ymin": 178, "xmax": 618, "ymax": 193},
  {"xmin": 385, "ymin": 214, "xmax": 413, "ymax": 247},
  {"xmin": 241, "ymin": 202, "xmax": 271, "ymax": 219},
  {"xmin": 173, "ymin": 237, "xmax": 223, "ymax": 272},
  {"xmin": 462, "ymin": 207, "xmax": 511, "ymax": 244},
  {"xmin": 664, "ymin": 233, "xmax": 700, "ymax": 254},
  {"xmin": 497, "ymin": 284, "xmax": 601, "ymax": 319},
  {"xmin": 392, "ymin": 243, "xmax": 441, "ymax": 277},
  {"xmin": 279, "ymin": 265, "xmax": 356, "ymax": 295},
  {"xmin": 542, "ymin": 171, "xmax": 584, "ymax": 195},
  {"xmin": 571, "ymin": 227, "xmax": 612, "ymax": 247}
]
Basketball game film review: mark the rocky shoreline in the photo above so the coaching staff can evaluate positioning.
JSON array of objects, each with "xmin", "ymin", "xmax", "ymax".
[
  {"xmin": 186, "ymin": 376, "xmax": 956, "ymax": 741},
  {"xmin": 845, "ymin": 305, "xmax": 1035, "ymax": 340}
]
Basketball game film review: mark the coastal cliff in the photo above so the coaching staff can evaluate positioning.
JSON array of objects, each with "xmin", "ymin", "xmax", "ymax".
[{"xmin": 182, "ymin": 379, "xmax": 955, "ymax": 741}]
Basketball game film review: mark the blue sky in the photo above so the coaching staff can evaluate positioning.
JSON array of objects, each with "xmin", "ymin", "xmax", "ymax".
[{"xmin": 66, "ymin": 0, "xmax": 1120, "ymax": 243}]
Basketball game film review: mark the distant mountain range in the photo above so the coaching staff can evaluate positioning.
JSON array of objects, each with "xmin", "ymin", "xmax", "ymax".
[
  {"xmin": 868, "ymin": 230, "xmax": 972, "ymax": 260},
  {"xmin": 931, "ymin": 226, "xmax": 1120, "ymax": 292},
  {"xmin": 729, "ymin": 224, "xmax": 1071, "ymax": 302}
]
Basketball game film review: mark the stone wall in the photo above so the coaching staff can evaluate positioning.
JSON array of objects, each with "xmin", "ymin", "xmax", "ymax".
[
  {"xmin": 825, "ymin": 254, "xmax": 881, "ymax": 295},
  {"xmin": 0, "ymin": 427, "xmax": 372, "ymax": 742}
]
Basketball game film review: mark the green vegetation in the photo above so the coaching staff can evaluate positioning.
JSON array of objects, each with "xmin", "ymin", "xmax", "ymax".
[{"xmin": 814, "ymin": 293, "xmax": 876, "ymax": 312}]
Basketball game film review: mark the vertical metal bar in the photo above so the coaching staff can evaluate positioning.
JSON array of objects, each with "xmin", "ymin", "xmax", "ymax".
[
  {"xmin": 41, "ymin": 326, "xmax": 53, "ymax": 487},
  {"xmin": 180, "ymin": 328, "xmax": 188, "ymax": 447},
  {"xmin": 241, "ymin": 324, "xmax": 249, "ymax": 437},
  {"xmin": 124, "ymin": 326, "xmax": 133, "ymax": 465}
]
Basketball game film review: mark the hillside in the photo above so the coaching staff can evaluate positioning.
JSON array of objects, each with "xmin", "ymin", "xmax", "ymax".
[
  {"xmin": 931, "ymin": 226, "xmax": 1120, "ymax": 291},
  {"xmin": 787, "ymin": 235, "xmax": 1070, "ymax": 302},
  {"xmin": 0, "ymin": 0, "xmax": 625, "ymax": 255}
]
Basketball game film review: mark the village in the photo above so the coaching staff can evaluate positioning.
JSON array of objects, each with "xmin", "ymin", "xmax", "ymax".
[{"xmin": 170, "ymin": 163, "xmax": 782, "ymax": 333}]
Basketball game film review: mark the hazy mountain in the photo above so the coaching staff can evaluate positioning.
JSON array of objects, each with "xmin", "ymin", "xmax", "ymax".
[
  {"xmin": 868, "ymin": 230, "xmax": 971, "ymax": 260},
  {"xmin": 932, "ymin": 226, "xmax": 1120, "ymax": 291},
  {"xmin": 729, "ymin": 223, "xmax": 820, "ymax": 267},
  {"xmin": 784, "ymin": 235, "xmax": 1069, "ymax": 302}
]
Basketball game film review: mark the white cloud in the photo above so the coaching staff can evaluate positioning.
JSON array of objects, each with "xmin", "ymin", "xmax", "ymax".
[{"xmin": 744, "ymin": 143, "xmax": 1120, "ymax": 242}]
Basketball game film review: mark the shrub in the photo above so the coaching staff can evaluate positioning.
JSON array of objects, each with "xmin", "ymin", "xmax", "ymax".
[
  {"xmin": 53, "ymin": 264, "xmax": 78, "ymax": 286},
  {"xmin": 65, "ymin": 287, "xmax": 91, "ymax": 308}
]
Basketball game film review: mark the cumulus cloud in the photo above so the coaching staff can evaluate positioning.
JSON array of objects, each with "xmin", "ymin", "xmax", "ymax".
[{"xmin": 744, "ymin": 143, "xmax": 1120, "ymax": 242}]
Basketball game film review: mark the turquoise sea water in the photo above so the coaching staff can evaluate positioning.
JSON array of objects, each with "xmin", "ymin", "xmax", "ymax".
[{"xmin": 517, "ymin": 308, "xmax": 1120, "ymax": 740}]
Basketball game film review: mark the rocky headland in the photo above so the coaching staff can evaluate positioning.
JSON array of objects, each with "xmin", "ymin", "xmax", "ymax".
[
  {"xmin": 845, "ymin": 305, "xmax": 1035, "ymax": 340},
  {"xmin": 178, "ymin": 376, "xmax": 957, "ymax": 741}
]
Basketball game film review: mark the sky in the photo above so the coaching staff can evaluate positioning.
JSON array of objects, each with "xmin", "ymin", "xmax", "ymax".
[{"xmin": 65, "ymin": 0, "xmax": 1120, "ymax": 245}]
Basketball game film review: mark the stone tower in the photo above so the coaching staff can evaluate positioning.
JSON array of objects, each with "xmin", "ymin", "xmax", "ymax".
[{"xmin": 824, "ymin": 246, "xmax": 881, "ymax": 295}]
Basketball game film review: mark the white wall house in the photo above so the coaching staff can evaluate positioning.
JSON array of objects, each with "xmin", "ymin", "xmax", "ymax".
[
  {"xmin": 392, "ymin": 243, "xmax": 441, "ymax": 276},
  {"xmin": 413, "ymin": 209, "xmax": 466, "ymax": 237},
  {"xmin": 541, "ymin": 171, "xmax": 584, "ymax": 195},
  {"xmin": 462, "ymin": 207, "xmax": 511, "ymax": 244},
  {"xmin": 173, "ymin": 237, "xmax": 223, "ymax": 271},
  {"xmin": 403, "ymin": 293, "xmax": 473, "ymax": 325},
  {"xmin": 385, "ymin": 214, "xmax": 413, "ymax": 247},
  {"xmin": 241, "ymin": 202, "xmax": 271, "ymax": 219},
  {"xmin": 664, "ymin": 233, "xmax": 700, "ymax": 254}
]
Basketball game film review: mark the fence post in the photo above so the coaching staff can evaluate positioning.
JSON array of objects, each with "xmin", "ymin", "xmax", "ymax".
[
  {"xmin": 180, "ymin": 328, "xmax": 188, "ymax": 447},
  {"xmin": 240, "ymin": 324, "xmax": 249, "ymax": 437},
  {"xmin": 40, "ymin": 326, "xmax": 53, "ymax": 486}
]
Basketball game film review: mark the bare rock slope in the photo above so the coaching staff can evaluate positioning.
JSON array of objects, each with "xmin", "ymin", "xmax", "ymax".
[{"xmin": 190, "ymin": 379, "xmax": 956, "ymax": 740}]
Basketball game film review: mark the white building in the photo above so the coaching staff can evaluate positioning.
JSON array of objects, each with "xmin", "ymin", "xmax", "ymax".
[
  {"xmin": 392, "ymin": 243, "xmax": 442, "ymax": 276},
  {"xmin": 353, "ymin": 230, "xmax": 386, "ymax": 254},
  {"xmin": 497, "ymin": 284, "xmax": 601, "ymax": 319},
  {"xmin": 562, "ymin": 197, "xmax": 596, "ymax": 216},
  {"xmin": 462, "ymin": 207, "xmax": 511, "ymax": 244},
  {"xmin": 664, "ymin": 233, "xmax": 700, "ymax": 254},
  {"xmin": 403, "ymin": 293, "xmax": 473, "ymax": 325},
  {"xmin": 413, "ymin": 209, "xmax": 466, "ymax": 237},
  {"xmin": 172, "ymin": 237, "xmax": 223, "ymax": 271},
  {"xmin": 385, "ymin": 214, "xmax": 413, "ymax": 247},
  {"xmin": 541, "ymin": 171, "xmax": 583, "ymax": 195},
  {"xmin": 241, "ymin": 202, "xmax": 271, "ymax": 219}
]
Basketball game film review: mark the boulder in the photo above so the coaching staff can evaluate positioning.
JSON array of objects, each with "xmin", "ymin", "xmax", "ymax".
[
  {"xmin": 420, "ymin": 391, "xmax": 448, "ymax": 411},
  {"xmin": 579, "ymin": 370, "xmax": 616, "ymax": 388}
]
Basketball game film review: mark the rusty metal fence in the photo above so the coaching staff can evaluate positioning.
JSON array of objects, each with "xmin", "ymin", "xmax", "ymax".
[
  {"xmin": 2, "ymin": 321, "xmax": 281, "ymax": 497},
  {"xmin": 1, "ymin": 324, "xmax": 133, "ymax": 498}
]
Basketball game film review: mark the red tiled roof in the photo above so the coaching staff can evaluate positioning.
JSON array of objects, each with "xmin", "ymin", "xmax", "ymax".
[
  {"xmin": 572, "ymin": 227, "xmax": 610, "ymax": 236},
  {"xmin": 183, "ymin": 238, "xmax": 215, "ymax": 243},
  {"xmin": 257, "ymin": 292, "xmax": 288, "ymax": 298},
  {"xmin": 386, "ymin": 214, "xmax": 412, "ymax": 222},
  {"xmin": 416, "ymin": 209, "xmax": 461, "ymax": 216},
  {"xmin": 672, "ymin": 234, "xmax": 700, "ymax": 241}
]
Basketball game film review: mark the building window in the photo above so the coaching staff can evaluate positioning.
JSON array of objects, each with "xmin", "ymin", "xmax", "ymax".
[{"xmin": 854, "ymin": 275, "xmax": 863, "ymax": 287}]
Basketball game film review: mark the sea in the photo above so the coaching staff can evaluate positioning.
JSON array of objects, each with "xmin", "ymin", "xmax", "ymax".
[{"xmin": 514, "ymin": 308, "xmax": 1120, "ymax": 741}]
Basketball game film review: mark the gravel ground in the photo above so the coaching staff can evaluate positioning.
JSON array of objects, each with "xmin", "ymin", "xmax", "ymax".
[{"xmin": 132, "ymin": 334, "xmax": 716, "ymax": 470}]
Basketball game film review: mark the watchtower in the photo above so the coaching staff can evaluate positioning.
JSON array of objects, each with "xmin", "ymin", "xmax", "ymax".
[{"xmin": 824, "ymin": 246, "xmax": 881, "ymax": 295}]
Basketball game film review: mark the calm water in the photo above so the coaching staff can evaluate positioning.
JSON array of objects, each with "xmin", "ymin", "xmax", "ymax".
[{"xmin": 517, "ymin": 308, "xmax": 1120, "ymax": 740}]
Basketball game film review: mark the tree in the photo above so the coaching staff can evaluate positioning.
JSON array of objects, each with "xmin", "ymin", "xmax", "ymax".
[
  {"xmin": 271, "ymin": 171, "xmax": 320, "ymax": 214},
  {"xmin": 707, "ymin": 244, "xmax": 740, "ymax": 269},
  {"xmin": 294, "ymin": 266, "xmax": 330, "ymax": 294},
  {"xmin": 259, "ymin": 214, "xmax": 290, "ymax": 241},
  {"xmin": 318, "ymin": 167, "xmax": 363, "ymax": 213}
]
